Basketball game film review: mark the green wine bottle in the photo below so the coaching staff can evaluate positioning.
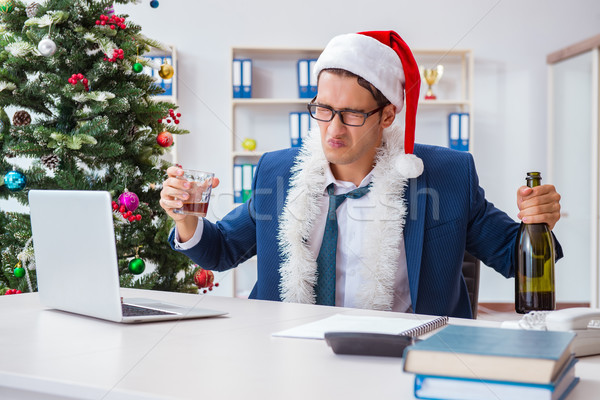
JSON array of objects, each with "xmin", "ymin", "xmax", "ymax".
[{"xmin": 515, "ymin": 172, "xmax": 556, "ymax": 313}]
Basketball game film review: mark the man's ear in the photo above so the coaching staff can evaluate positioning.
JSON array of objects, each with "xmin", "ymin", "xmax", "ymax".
[{"xmin": 380, "ymin": 104, "xmax": 397, "ymax": 129}]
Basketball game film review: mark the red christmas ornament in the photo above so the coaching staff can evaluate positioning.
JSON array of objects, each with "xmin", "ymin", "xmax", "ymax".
[
  {"xmin": 157, "ymin": 131, "xmax": 173, "ymax": 147},
  {"xmin": 194, "ymin": 267, "xmax": 219, "ymax": 293},
  {"xmin": 4, "ymin": 289, "xmax": 22, "ymax": 295}
]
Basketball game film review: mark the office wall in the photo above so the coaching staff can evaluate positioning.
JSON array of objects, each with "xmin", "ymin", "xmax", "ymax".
[{"xmin": 6, "ymin": 0, "xmax": 600, "ymax": 302}]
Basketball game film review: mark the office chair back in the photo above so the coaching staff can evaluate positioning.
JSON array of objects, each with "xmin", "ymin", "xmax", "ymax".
[{"xmin": 462, "ymin": 252, "xmax": 480, "ymax": 319}]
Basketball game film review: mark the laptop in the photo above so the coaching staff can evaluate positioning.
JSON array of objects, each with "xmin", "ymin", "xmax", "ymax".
[{"xmin": 28, "ymin": 189, "xmax": 227, "ymax": 323}]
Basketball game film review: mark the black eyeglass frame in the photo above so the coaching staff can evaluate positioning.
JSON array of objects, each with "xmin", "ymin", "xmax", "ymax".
[{"xmin": 306, "ymin": 96, "xmax": 390, "ymax": 127}]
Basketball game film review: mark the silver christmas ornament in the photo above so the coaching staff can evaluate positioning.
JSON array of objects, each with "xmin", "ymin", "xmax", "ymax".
[{"xmin": 38, "ymin": 38, "xmax": 57, "ymax": 57}]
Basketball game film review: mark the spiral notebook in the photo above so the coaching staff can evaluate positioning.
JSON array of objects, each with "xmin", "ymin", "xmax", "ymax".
[{"xmin": 272, "ymin": 313, "xmax": 448, "ymax": 340}]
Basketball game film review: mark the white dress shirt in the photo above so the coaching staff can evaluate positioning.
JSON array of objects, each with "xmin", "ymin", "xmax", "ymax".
[
  {"xmin": 308, "ymin": 165, "xmax": 412, "ymax": 312},
  {"xmin": 175, "ymin": 164, "xmax": 412, "ymax": 312}
]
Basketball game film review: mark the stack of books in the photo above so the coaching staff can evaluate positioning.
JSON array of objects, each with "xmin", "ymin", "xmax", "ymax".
[{"xmin": 403, "ymin": 325, "xmax": 578, "ymax": 400}]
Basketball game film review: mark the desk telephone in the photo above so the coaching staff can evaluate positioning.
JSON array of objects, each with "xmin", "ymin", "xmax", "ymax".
[{"xmin": 505, "ymin": 307, "xmax": 600, "ymax": 357}]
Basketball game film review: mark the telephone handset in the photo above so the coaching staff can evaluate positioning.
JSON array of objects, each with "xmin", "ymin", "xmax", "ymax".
[
  {"xmin": 545, "ymin": 308, "xmax": 600, "ymax": 357},
  {"xmin": 546, "ymin": 307, "xmax": 600, "ymax": 357},
  {"xmin": 501, "ymin": 307, "xmax": 600, "ymax": 357},
  {"xmin": 545, "ymin": 307, "xmax": 600, "ymax": 331}
]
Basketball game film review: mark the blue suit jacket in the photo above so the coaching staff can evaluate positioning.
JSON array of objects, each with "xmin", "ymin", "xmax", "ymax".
[{"xmin": 169, "ymin": 144, "xmax": 562, "ymax": 318}]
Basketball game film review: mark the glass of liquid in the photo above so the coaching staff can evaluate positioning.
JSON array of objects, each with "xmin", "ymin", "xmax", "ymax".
[{"xmin": 173, "ymin": 169, "xmax": 214, "ymax": 218}]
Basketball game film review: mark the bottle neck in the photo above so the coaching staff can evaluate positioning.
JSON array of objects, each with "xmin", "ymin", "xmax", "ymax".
[{"xmin": 526, "ymin": 172, "xmax": 542, "ymax": 188}]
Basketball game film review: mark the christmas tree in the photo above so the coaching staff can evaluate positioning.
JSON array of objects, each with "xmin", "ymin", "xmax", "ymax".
[{"xmin": 0, "ymin": 0, "xmax": 199, "ymax": 295}]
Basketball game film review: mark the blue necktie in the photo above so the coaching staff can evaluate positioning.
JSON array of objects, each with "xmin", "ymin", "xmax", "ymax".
[{"xmin": 315, "ymin": 182, "xmax": 372, "ymax": 306}]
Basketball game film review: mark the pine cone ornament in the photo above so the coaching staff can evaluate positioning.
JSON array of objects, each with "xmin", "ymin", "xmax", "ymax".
[
  {"xmin": 128, "ymin": 125, "xmax": 138, "ymax": 139},
  {"xmin": 26, "ymin": 2, "xmax": 39, "ymax": 18},
  {"xmin": 12, "ymin": 110, "xmax": 31, "ymax": 126},
  {"xmin": 40, "ymin": 154, "xmax": 60, "ymax": 170}
]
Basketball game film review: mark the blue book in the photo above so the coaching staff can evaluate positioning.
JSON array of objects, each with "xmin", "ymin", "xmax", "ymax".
[
  {"xmin": 241, "ymin": 59, "xmax": 252, "ymax": 98},
  {"xmin": 161, "ymin": 56, "xmax": 173, "ymax": 96},
  {"xmin": 233, "ymin": 164, "xmax": 243, "ymax": 203},
  {"xmin": 308, "ymin": 59, "xmax": 318, "ymax": 97},
  {"xmin": 414, "ymin": 356, "xmax": 579, "ymax": 400},
  {"xmin": 448, "ymin": 112, "xmax": 469, "ymax": 151},
  {"xmin": 232, "ymin": 59, "xmax": 243, "ymax": 98},
  {"xmin": 403, "ymin": 325, "xmax": 575, "ymax": 384},
  {"xmin": 297, "ymin": 59, "xmax": 311, "ymax": 98},
  {"xmin": 241, "ymin": 163, "xmax": 253, "ymax": 202},
  {"xmin": 299, "ymin": 111, "xmax": 310, "ymax": 146},
  {"xmin": 289, "ymin": 112, "xmax": 301, "ymax": 147}
]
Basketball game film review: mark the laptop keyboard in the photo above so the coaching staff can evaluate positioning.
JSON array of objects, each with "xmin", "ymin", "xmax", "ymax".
[{"xmin": 122, "ymin": 303, "xmax": 177, "ymax": 317}]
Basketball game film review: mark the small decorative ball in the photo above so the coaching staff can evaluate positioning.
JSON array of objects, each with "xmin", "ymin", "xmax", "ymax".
[
  {"xmin": 0, "ymin": 0, "xmax": 15, "ymax": 14},
  {"xmin": 118, "ymin": 190, "xmax": 139, "ymax": 212},
  {"xmin": 3, "ymin": 170, "xmax": 26, "ymax": 192},
  {"xmin": 14, "ymin": 267, "xmax": 25, "ymax": 278},
  {"xmin": 132, "ymin": 62, "xmax": 144, "ymax": 73},
  {"xmin": 156, "ymin": 131, "xmax": 173, "ymax": 147},
  {"xmin": 128, "ymin": 258, "xmax": 146, "ymax": 275},
  {"xmin": 38, "ymin": 38, "xmax": 57, "ymax": 57},
  {"xmin": 242, "ymin": 138, "xmax": 257, "ymax": 151},
  {"xmin": 150, "ymin": 0, "xmax": 159, "ymax": 8},
  {"xmin": 193, "ymin": 268, "xmax": 214, "ymax": 289},
  {"xmin": 158, "ymin": 64, "xmax": 174, "ymax": 79}
]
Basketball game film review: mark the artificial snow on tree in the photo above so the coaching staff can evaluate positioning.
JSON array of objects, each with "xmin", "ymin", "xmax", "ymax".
[{"xmin": 0, "ymin": 0, "xmax": 198, "ymax": 295}]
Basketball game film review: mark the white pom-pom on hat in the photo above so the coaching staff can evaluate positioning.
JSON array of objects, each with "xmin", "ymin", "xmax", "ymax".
[{"xmin": 395, "ymin": 153, "xmax": 424, "ymax": 179}]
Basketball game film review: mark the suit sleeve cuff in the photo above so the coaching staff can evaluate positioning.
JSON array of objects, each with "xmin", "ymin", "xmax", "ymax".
[{"xmin": 174, "ymin": 219, "xmax": 204, "ymax": 250}]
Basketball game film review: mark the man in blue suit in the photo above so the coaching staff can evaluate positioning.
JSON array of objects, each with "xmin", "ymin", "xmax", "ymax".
[{"xmin": 160, "ymin": 31, "xmax": 562, "ymax": 318}]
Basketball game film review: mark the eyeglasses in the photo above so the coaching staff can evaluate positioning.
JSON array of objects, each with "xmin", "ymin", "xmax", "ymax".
[{"xmin": 307, "ymin": 97, "xmax": 389, "ymax": 127}]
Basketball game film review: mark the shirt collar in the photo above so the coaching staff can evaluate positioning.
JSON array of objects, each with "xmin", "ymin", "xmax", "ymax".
[{"xmin": 322, "ymin": 164, "xmax": 374, "ymax": 195}]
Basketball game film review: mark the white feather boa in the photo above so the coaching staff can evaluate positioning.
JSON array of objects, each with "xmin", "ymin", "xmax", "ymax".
[{"xmin": 277, "ymin": 123, "xmax": 423, "ymax": 310}]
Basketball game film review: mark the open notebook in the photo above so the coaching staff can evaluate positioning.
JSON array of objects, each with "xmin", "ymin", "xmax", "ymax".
[{"xmin": 272, "ymin": 313, "xmax": 448, "ymax": 340}]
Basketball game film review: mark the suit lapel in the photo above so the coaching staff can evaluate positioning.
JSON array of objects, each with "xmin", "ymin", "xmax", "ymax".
[{"xmin": 404, "ymin": 174, "xmax": 427, "ymax": 310}]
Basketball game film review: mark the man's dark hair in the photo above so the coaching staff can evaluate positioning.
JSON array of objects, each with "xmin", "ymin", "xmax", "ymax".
[{"xmin": 318, "ymin": 68, "xmax": 391, "ymax": 108}]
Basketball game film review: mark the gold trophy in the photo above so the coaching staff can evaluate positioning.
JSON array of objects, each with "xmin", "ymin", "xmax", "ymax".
[{"xmin": 419, "ymin": 65, "xmax": 444, "ymax": 100}]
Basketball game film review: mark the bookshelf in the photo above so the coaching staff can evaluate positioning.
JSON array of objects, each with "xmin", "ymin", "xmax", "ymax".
[
  {"xmin": 228, "ymin": 46, "xmax": 474, "ymax": 298},
  {"xmin": 413, "ymin": 49, "xmax": 474, "ymax": 151}
]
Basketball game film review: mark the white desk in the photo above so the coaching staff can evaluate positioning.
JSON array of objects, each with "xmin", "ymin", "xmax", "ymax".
[{"xmin": 2, "ymin": 289, "xmax": 599, "ymax": 400}]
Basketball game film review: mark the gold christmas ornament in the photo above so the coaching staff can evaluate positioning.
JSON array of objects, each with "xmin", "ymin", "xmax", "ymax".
[{"xmin": 158, "ymin": 64, "xmax": 174, "ymax": 79}]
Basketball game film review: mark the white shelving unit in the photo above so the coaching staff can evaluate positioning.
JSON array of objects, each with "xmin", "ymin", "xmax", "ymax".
[{"xmin": 228, "ymin": 46, "xmax": 474, "ymax": 298}]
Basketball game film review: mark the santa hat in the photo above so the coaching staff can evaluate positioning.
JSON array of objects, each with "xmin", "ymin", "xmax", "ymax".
[{"xmin": 313, "ymin": 30, "xmax": 421, "ymax": 154}]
